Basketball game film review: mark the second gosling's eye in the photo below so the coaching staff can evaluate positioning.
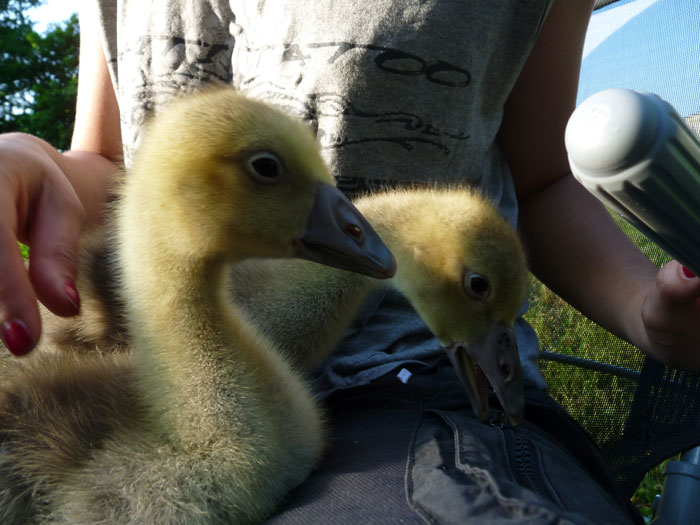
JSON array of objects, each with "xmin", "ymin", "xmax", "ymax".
[
  {"xmin": 464, "ymin": 271, "xmax": 490, "ymax": 301},
  {"xmin": 246, "ymin": 152, "xmax": 284, "ymax": 183}
]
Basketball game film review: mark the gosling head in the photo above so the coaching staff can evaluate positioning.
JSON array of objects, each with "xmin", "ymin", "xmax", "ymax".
[
  {"xmin": 124, "ymin": 89, "xmax": 396, "ymax": 278},
  {"xmin": 375, "ymin": 189, "xmax": 529, "ymax": 425}
]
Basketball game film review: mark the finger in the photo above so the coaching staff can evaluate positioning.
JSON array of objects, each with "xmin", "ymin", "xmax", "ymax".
[
  {"xmin": 27, "ymin": 177, "xmax": 85, "ymax": 318},
  {"xmin": 654, "ymin": 260, "xmax": 700, "ymax": 304},
  {"xmin": 0, "ymin": 225, "xmax": 40, "ymax": 355}
]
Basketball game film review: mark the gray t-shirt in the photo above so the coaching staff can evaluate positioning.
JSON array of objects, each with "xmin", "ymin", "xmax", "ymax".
[{"xmin": 96, "ymin": 0, "xmax": 552, "ymax": 391}]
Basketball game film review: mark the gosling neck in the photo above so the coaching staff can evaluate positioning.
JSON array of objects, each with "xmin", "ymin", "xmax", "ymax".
[{"xmin": 121, "ymin": 239, "xmax": 255, "ymax": 437}]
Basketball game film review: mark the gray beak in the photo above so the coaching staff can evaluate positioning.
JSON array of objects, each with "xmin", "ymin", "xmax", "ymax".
[
  {"xmin": 445, "ymin": 323, "xmax": 524, "ymax": 426},
  {"xmin": 294, "ymin": 183, "xmax": 397, "ymax": 279}
]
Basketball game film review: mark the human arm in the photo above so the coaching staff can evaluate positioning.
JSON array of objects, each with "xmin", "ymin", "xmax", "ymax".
[
  {"xmin": 499, "ymin": 0, "xmax": 700, "ymax": 370},
  {"xmin": 0, "ymin": 3, "xmax": 122, "ymax": 355}
]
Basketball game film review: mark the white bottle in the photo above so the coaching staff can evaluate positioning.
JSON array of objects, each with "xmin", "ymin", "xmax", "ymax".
[{"xmin": 565, "ymin": 88, "xmax": 700, "ymax": 275}]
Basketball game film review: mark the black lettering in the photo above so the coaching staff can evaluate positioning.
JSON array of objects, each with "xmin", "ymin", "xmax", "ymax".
[
  {"xmin": 424, "ymin": 61, "xmax": 471, "ymax": 87},
  {"xmin": 374, "ymin": 49, "xmax": 426, "ymax": 76}
]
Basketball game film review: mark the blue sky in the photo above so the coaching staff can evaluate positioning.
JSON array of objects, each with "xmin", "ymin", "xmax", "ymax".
[{"xmin": 578, "ymin": 0, "xmax": 699, "ymax": 118}]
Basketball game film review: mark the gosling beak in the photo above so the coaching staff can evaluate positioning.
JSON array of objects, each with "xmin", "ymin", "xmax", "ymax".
[
  {"xmin": 445, "ymin": 323, "xmax": 524, "ymax": 426},
  {"xmin": 295, "ymin": 183, "xmax": 397, "ymax": 279},
  {"xmin": 446, "ymin": 342, "xmax": 489, "ymax": 422}
]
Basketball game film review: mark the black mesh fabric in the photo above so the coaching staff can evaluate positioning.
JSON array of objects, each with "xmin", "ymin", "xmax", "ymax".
[
  {"xmin": 612, "ymin": 360, "xmax": 700, "ymax": 497},
  {"xmin": 541, "ymin": 354, "xmax": 700, "ymax": 500}
]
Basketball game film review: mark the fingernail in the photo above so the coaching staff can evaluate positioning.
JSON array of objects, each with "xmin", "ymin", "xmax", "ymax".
[
  {"xmin": 682, "ymin": 266, "xmax": 696, "ymax": 279},
  {"xmin": 1, "ymin": 319, "xmax": 34, "ymax": 356},
  {"xmin": 64, "ymin": 280, "xmax": 81, "ymax": 311}
]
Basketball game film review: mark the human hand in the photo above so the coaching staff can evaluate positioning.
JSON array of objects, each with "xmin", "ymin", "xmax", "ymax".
[
  {"xmin": 640, "ymin": 261, "xmax": 700, "ymax": 371},
  {"xmin": 0, "ymin": 133, "xmax": 86, "ymax": 356}
]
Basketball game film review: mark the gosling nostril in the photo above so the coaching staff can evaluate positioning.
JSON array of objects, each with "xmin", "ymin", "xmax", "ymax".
[
  {"xmin": 500, "ymin": 362, "xmax": 514, "ymax": 383},
  {"xmin": 345, "ymin": 224, "xmax": 363, "ymax": 242}
]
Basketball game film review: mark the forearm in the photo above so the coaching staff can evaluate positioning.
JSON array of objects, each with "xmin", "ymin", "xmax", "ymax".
[
  {"xmin": 519, "ymin": 173, "xmax": 657, "ymax": 351},
  {"xmin": 54, "ymin": 0, "xmax": 124, "ymax": 227}
]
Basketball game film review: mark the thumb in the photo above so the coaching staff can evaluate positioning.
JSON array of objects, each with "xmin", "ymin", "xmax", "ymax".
[
  {"xmin": 640, "ymin": 260, "xmax": 700, "ymax": 370},
  {"xmin": 654, "ymin": 260, "xmax": 700, "ymax": 304}
]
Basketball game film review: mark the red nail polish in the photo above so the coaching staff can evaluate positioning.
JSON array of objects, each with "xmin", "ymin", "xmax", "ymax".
[
  {"xmin": 682, "ymin": 266, "xmax": 696, "ymax": 279},
  {"xmin": 1, "ymin": 319, "xmax": 34, "ymax": 356},
  {"xmin": 65, "ymin": 280, "xmax": 81, "ymax": 311}
]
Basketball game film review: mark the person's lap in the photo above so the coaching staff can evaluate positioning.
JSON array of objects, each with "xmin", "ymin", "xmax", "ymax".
[{"xmin": 266, "ymin": 361, "xmax": 640, "ymax": 524}]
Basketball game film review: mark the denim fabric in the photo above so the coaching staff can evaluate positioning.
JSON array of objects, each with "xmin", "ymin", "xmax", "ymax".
[
  {"xmin": 312, "ymin": 289, "xmax": 546, "ymax": 399},
  {"xmin": 266, "ymin": 361, "xmax": 639, "ymax": 524}
]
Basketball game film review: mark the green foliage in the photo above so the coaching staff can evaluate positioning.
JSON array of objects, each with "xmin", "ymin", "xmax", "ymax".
[
  {"xmin": 630, "ymin": 456, "xmax": 676, "ymax": 519},
  {"xmin": 0, "ymin": 0, "xmax": 79, "ymax": 150}
]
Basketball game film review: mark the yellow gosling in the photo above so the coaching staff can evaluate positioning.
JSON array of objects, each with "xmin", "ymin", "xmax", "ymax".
[{"xmin": 0, "ymin": 89, "xmax": 394, "ymax": 524}]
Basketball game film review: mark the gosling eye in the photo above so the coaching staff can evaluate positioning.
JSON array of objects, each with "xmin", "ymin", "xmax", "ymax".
[
  {"xmin": 464, "ymin": 272, "xmax": 490, "ymax": 301},
  {"xmin": 245, "ymin": 152, "xmax": 284, "ymax": 183}
]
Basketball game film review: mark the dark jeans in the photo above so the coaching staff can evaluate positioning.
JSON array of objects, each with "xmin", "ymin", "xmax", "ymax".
[{"xmin": 266, "ymin": 360, "xmax": 641, "ymax": 524}]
